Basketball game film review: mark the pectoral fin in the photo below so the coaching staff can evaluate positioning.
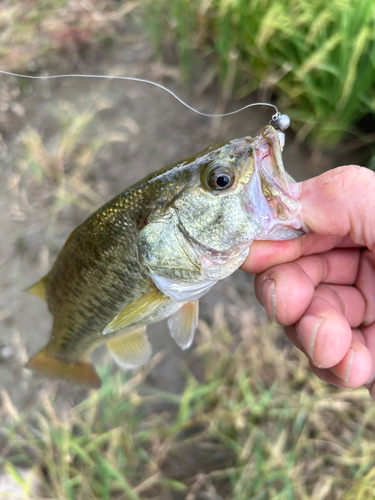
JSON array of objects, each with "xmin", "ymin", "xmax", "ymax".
[
  {"xmin": 167, "ymin": 300, "xmax": 199, "ymax": 350},
  {"xmin": 103, "ymin": 290, "xmax": 168, "ymax": 335},
  {"xmin": 107, "ymin": 327, "xmax": 152, "ymax": 369},
  {"xmin": 26, "ymin": 275, "xmax": 48, "ymax": 301},
  {"xmin": 26, "ymin": 347, "xmax": 101, "ymax": 389}
]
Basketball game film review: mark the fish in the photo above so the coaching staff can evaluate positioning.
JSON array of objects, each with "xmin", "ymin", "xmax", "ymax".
[{"xmin": 26, "ymin": 124, "xmax": 305, "ymax": 388}]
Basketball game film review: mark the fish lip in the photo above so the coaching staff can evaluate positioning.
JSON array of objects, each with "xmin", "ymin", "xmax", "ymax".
[
  {"xmin": 252, "ymin": 134, "xmax": 284, "ymax": 185},
  {"xmin": 257, "ymin": 145, "xmax": 271, "ymax": 164},
  {"xmin": 243, "ymin": 127, "xmax": 307, "ymax": 238}
]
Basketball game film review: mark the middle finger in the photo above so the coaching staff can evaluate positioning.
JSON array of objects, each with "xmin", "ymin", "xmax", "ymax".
[{"xmin": 254, "ymin": 249, "xmax": 362, "ymax": 325}]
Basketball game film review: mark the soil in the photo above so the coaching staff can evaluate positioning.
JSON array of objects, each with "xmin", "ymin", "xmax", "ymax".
[{"xmin": 0, "ymin": 31, "xmax": 325, "ymax": 410}]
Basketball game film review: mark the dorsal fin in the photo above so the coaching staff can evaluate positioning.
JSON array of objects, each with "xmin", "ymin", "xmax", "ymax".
[
  {"xmin": 107, "ymin": 327, "xmax": 152, "ymax": 369},
  {"xmin": 167, "ymin": 301, "xmax": 199, "ymax": 349},
  {"xmin": 63, "ymin": 226, "xmax": 79, "ymax": 247},
  {"xmin": 26, "ymin": 275, "xmax": 49, "ymax": 301},
  {"xmin": 27, "ymin": 227, "xmax": 79, "ymax": 302}
]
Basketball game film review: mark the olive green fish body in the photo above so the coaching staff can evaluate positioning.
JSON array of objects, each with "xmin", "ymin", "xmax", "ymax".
[
  {"xmin": 26, "ymin": 126, "xmax": 305, "ymax": 387},
  {"xmin": 44, "ymin": 164, "xmax": 194, "ymax": 358}
]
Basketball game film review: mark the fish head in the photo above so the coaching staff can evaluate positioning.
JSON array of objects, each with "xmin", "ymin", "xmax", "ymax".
[
  {"xmin": 139, "ymin": 124, "xmax": 307, "ymax": 297},
  {"xmin": 174, "ymin": 124, "xmax": 305, "ymax": 256}
]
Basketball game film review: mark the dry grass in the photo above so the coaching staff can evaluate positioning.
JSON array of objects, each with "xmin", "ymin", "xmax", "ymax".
[
  {"xmin": 16, "ymin": 101, "xmax": 106, "ymax": 216},
  {"xmin": 1, "ymin": 308, "xmax": 375, "ymax": 499},
  {"xmin": 0, "ymin": 0, "xmax": 138, "ymax": 71}
]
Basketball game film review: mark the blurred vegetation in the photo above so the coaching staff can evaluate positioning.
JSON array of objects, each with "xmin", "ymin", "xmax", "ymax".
[
  {"xmin": 2, "ymin": 2, "xmax": 375, "ymax": 499},
  {"xmin": 140, "ymin": 0, "xmax": 375, "ymax": 148},
  {"xmin": 2, "ymin": 0, "xmax": 375, "ymax": 151},
  {"xmin": 0, "ymin": 0, "xmax": 137, "ymax": 71},
  {"xmin": 18, "ymin": 102, "xmax": 105, "ymax": 215},
  {"xmin": 2, "ymin": 311, "xmax": 375, "ymax": 499}
]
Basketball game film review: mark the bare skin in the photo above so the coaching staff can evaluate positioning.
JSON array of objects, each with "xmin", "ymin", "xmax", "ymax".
[{"xmin": 241, "ymin": 165, "xmax": 375, "ymax": 398}]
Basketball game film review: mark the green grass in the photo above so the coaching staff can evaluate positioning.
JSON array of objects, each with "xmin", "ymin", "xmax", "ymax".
[
  {"xmin": 4, "ymin": 0, "xmax": 375, "ymax": 151},
  {"xmin": 140, "ymin": 0, "xmax": 375, "ymax": 149},
  {"xmin": 17, "ymin": 101, "xmax": 106, "ymax": 216},
  {"xmin": 2, "ymin": 310, "xmax": 375, "ymax": 499}
]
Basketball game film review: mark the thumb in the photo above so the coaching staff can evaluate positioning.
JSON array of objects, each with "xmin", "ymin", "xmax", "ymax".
[{"xmin": 297, "ymin": 165, "xmax": 375, "ymax": 249}]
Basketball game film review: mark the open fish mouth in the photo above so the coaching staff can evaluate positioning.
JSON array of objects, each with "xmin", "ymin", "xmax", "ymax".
[{"xmin": 244, "ymin": 126, "xmax": 307, "ymax": 240}]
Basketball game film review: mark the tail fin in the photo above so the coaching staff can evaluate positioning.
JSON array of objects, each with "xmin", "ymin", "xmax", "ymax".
[{"xmin": 26, "ymin": 347, "xmax": 101, "ymax": 389}]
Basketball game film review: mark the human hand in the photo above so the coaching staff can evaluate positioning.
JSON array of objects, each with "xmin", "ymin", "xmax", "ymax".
[{"xmin": 241, "ymin": 165, "xmax": 375, "ymax": 397}]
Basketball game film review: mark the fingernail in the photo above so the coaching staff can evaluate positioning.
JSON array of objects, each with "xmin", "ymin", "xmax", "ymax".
[
  {"xmin": 344, "ymin": 348, "xmax": 355, "ymax": 383},
  {"xmin": 303, "ymin": 315, "xmax": 324, "ymax": 361},
  {"xmin": 261, "ymin": 278, "xmax": 277, "ymax": 323},
  {"xmin": 330, "ymin": 348, "xmax": 355, "ymax": 384}
]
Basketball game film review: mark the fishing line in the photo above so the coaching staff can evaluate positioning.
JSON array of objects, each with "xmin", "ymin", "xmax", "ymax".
[{"xmin": 0, "ymin": 69, "xmax": 282, "ymax": 122}]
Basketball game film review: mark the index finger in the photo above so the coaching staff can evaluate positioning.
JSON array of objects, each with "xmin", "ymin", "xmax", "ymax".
[{"xmin": 241, "ymin": 233, "xmax": 353, "ymax": 274}]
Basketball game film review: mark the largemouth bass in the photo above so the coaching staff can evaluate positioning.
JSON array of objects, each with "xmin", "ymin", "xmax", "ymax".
[{"xmin": 26, "ymin": 124, "xmax": 305, "ymax": 388}]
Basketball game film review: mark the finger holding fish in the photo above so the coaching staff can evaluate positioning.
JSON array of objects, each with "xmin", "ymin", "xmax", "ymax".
[{"xmin": 250, "ymin": 166, "xmax": 375, "ymax": 394}]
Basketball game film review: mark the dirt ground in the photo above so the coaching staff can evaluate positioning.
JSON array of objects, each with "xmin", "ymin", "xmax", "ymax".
[{"xmin": 0, "ymin": 33, "xmax": 324, "ymax": 410}]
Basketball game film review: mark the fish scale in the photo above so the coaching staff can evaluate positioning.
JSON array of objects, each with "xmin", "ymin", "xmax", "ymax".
[{"xmin": 26, "ymin": 125, "xmax": 306, "ymax": 388}]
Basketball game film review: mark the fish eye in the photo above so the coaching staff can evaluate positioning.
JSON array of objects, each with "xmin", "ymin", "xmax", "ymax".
[{"xmin": 204, "ymin": 163, "xmax": 235, "ymax": 192}]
